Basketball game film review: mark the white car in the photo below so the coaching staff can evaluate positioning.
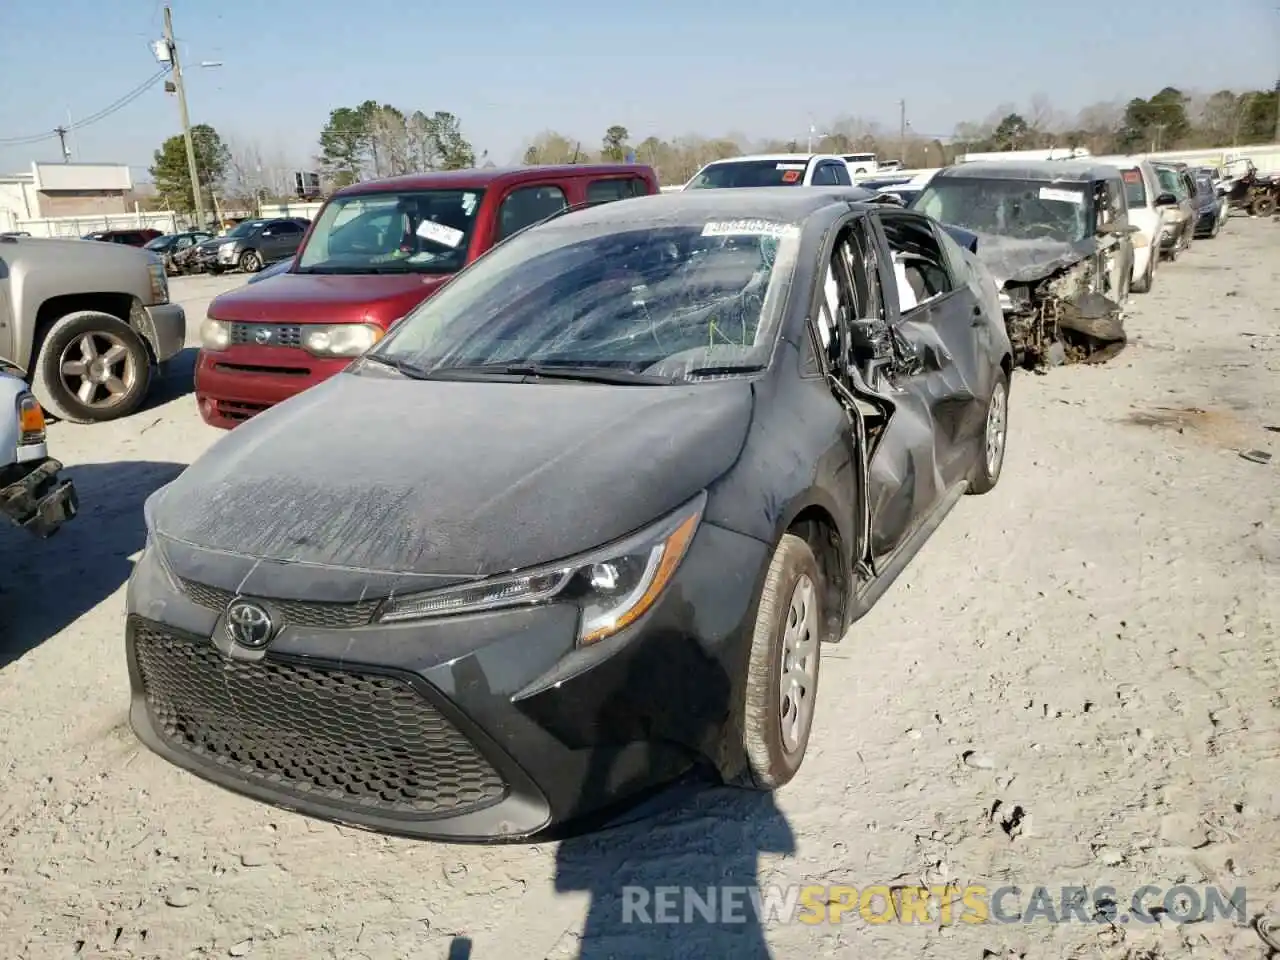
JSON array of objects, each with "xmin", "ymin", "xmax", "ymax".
[
  {"xmin": 683, "ymin": 154, "xmax": 856, "ymax": 189},
  {"xmin": 1092, "ymin": 155, "xmax": 1166, "ymax": 294}
]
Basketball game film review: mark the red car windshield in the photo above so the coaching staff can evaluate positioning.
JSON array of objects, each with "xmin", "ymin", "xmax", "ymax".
[{"xmin": 296, "ymin": 189, "xmax": 484, "ymax": 275}]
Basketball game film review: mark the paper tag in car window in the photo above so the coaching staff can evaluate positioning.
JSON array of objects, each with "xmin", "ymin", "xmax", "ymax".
[
  {"xmin": 1039, "ymin": 187, "xmax": 1082, "ymax": 204},
  {"xmin": 1122, "ymin": 169, "xmax": 1142, "ymax": 183},
  {"xmin": 416, "ymin": 219, "xmax": 465, "ymax": 247},
  {"xmin": 461, "ymin": 192, "xmax": 478, "ymax": 215},
  {"xmin": 781, "ymin": 170, "xmax": 801, "ymax": 183},
  {"xmin": 702, "ymin": 219, "xmax": 800, "ymax": 238}
]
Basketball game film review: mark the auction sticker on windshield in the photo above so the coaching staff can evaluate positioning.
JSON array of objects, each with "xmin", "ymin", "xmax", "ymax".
[
  {"xmin": 776, "ymin": 163, "xmax": 807, "ymax": 170},
  {"xmin": 1039, "ymin": 187, "xmax": 1083, "ymax": 204},
  {"xmin": 416, "ymin": 219, "xmax": 465, "ymax": 248},
  {"xmin": 702, "ymin": 219, "xmax": 800, "ymax": 238}
]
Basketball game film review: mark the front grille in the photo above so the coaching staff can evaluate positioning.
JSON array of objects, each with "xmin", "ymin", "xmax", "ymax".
[
  {"xmin": 179, "ymin": 577, "xmax": 380, "ymax": 628},
  {"xmin": 212, "ymin": 399, "xmax": 269, "ymax": 422},
  {"xmin": 132, "ymin": 618, "xmax": 507, "ymax": 817},
  {"xmin": 229, "ymin": 322, "xmax": 303, "ymax": 348}
]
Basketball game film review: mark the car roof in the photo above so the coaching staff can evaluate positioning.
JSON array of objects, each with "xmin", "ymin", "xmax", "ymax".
[
  {"xmin": 334, "ymin": 164, "xmax": 653, "ymax": 197},
  {"xmin": 700, "ymin": 154, "xmax": 839, "ymax": 165},
  {"xmin": 935, "ymin": 159, "xmax": 1116, "ymax": 182},
  {"xmin": 543, "ymin": 185, "xmax": 881, "ymax": 228}
]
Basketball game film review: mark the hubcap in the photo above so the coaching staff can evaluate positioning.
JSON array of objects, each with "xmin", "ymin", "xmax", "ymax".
[
  {"xmin": 778, "ymin": 575, "xmax": 819, "ymax": 753},
  {"xmin": 58, "ymin": 331, "xmax": 137, "ymax": 409},
  {"xmin": 985, "ymin": 381, "xmax": 1007, "ymax": 477}
]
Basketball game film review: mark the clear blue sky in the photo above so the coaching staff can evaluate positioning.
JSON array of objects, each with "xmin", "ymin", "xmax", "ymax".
[{"xmin": 1, "ymin": 0, "xmax": 1276, "ymax": 180}]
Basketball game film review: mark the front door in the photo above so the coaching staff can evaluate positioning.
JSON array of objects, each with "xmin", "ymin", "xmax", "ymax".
[{"xmin": 859, "ymin": 210, "xmax": 986, "ymax": 561}]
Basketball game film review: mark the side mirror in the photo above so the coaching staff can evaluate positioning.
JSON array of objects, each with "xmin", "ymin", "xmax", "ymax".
[{"xmin": 1155, "ymin": 192, "xmax": 1178, "ymax": 206}]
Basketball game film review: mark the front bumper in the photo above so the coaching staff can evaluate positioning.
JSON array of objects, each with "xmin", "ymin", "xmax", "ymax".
[
  {"xmin": 142, "ymin": 303, "xmax": 187, "ymax": 363},
  {"xmin": 194, "ymin": 345, "xmax": 349, "ymax": 428},
  {"xmin": 1, "ymin": 457, "xmax": 78, "ymax": 538},
  {"xmin": 125, "ymin": 521, "xmax": 769, "ymax": 841}
]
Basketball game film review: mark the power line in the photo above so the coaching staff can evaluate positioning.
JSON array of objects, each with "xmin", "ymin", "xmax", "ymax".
[{"xmin": 0, "ymin": 69, "xmax": 169, "ymax": 146}]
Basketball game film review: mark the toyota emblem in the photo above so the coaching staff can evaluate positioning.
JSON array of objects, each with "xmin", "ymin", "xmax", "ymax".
[
  {"xmin": 225, "ymin": 599, "xmax": 275, "ymax": 648},
  {"xmin": 254, "ymin": 327, "xmax": 272, "ymax": 345}
]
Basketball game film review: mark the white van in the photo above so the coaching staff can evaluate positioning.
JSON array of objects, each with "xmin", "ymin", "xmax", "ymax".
[{"xmin": 1092, "ymin": 155, "xmax": 1166, "ymax": 294}]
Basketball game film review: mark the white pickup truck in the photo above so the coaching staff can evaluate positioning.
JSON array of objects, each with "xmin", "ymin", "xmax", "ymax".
[{"xmin": 1, "ymin": 361, "xmax": 78, "ymax": 537}]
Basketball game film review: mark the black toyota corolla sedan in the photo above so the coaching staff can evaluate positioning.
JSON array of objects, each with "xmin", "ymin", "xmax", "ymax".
[{"xmin": 126, "ymin": 188, "xmax": 1013, "ymax": 842}]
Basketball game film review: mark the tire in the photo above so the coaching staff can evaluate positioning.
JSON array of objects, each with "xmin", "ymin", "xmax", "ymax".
[
  {"xmin": 32, "ymin": 310, "xmax": 153, "ymax": 423},
  {"xmin": 735, "ymin": 533, "xmax": 823, "ymax": 791},
  {"xmin": 1251, "ymin": 195, "xmax": 1276, "ymax": 218},
  {"xmin": 967, "ymin": 368, "xmax": 1009, "ymax": 495},
  {"xmin": 239, "ymin": 249, "xmax": 262, "ymax": 272}
]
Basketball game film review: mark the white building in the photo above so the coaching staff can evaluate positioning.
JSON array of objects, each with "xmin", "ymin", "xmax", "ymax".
[{"xmin": 0, "ymin": 162, "xmax": 146, "ymax": 234}]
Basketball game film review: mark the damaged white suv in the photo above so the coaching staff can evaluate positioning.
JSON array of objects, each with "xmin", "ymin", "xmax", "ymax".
[{"xmin": 1, "ymin": 360, "xmax": 78, "ymax": 538}]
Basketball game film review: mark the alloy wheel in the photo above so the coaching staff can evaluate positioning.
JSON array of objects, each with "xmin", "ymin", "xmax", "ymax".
[
  {"xmin": 58, "ymin": 331, "xmax": 140, "ymax": 410},
  {"xmin": 985, "ymin": 380, "xmax": 1008, "ymax": 478},
  {"xmin": 778, "ymin": 575, "xmax": 819, "ymax": 753}
]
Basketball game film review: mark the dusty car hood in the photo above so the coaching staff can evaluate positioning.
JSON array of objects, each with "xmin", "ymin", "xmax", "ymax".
[
  {"xmin": 209, "ymin": 272, "xmax": 450, "ymax": 327},
  {"xmin": 969, "ymin": 232, "xmax": 1097, "ymax": 287},
  {"xmin": 149, "ymin": 370, "xmax": 753, "ymax": 587}
]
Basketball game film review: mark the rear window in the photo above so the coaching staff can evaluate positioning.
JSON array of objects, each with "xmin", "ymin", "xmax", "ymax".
[
  {"xmin": 1121, "ymin": 168, "xmax": 1146, "ymax": 208},
  {"xmin": 688, "ymin": 160, "xmax": 808, "ymax": 188}
]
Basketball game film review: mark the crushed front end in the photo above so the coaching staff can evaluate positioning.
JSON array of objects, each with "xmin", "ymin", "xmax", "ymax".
[{"xmin": 999, "ymin": 258, "xmax": 1126, "ymax": 369}]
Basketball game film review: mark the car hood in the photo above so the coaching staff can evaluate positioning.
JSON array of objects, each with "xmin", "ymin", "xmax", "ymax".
[
  {"xmin": 148, "ymin": 371, "xmax": 754, "ymax": 597},
  {"xmin": 969, "ymin": 232, "xmax": 1098, "ymax": 287},
  {"xmin": 209, "ymin": 272, "xmax": 452, "ymax": 327}
]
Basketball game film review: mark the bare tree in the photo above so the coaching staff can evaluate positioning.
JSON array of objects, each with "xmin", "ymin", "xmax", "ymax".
[{"xmin": 223, "ymin": 137, "xmax": 269, "ymax": 214}]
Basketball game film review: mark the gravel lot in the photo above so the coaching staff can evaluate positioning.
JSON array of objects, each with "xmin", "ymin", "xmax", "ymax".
[{"xmin": 2, "ymin": 221, "xmax": 1277, "ymax": 960}]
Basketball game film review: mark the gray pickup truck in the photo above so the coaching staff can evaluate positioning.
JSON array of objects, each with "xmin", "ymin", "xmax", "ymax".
[
  {"xmin": 0, "ymin": 234, "xmax": 186, "ymax": 423},
  {"xmin": 1, "ymin": 361, "xmax": 77, "ymax": 537}
]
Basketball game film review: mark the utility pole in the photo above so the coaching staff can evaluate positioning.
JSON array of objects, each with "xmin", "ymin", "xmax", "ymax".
[
  {"xmin": 162, "ymin": 5, "xmax": 207, "ymax": 230},
  {"xmin": 898, "ymin": 100, "xmax": 907, "ymax": 164},
  {"xmin": 54, "ymin": 126, "xmax": 70, "ymax": 162}
]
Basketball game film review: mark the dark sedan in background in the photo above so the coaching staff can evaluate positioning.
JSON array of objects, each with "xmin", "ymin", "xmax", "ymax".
[
  {"xmin": 1192, "ymin": 174, "xmax": 1226, "ymax": 238},
  {"xmin": 125, "ymin": 188, "xmax": 1013, "ymax": 841}
]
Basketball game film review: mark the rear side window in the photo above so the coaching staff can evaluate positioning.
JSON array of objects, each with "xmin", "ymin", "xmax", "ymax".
[
  {"xmin": 1121, "ymin": 168, "xmax": 1146, "ymax": 208},
  {"xmin": 586, "ymin": 178, "xmax": 648, "ymax": 203},
  {"xmin": 496, "ymin": 185, "xmax": 568, "ymax": 241}
]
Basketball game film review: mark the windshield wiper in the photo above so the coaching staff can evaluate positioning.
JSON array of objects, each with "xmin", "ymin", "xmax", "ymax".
[
  {"xmin": 359, "ymin": 355, "xmax": 434, "ymax": 380},
  {"xmin": 685, "ymin": 364, "xmax": 766, "ymax": 378},
  {"xmin": 427, "ymin": 363, "xmax": 673, "ymax": 385}
]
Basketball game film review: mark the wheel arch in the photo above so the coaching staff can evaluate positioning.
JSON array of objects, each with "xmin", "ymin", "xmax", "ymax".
[{"xmin": 774, "ymin": 497, "xmax": 850, "ymax": 644}]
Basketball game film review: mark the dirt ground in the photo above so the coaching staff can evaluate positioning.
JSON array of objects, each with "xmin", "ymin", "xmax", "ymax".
[{"xmin": 1, "ymin": 221, "xmax": 1277, "ymax": 960}]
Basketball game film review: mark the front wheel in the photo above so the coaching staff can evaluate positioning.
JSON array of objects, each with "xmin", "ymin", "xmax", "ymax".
[
  {"xmin": 32, "ymin": 311, "xmax": 153, "ymax": 423},
  {"xmin": 1132, "ymin": 255, "xmax": 1154, "ymax": 294},
  {"xmin": 239, "ymin": 249, "xmax": 262, "ymax": 272},
  {"xmin": 734, "ymin": 533, "xmax": 823, "ymax": 791},
  {"xmin": 1251, "ymin": 195, "xmax": 1277, "ymax": 218},
  {"xmin": 967, "ymin": 369, "xmax": 1009, "ymax": 495}
]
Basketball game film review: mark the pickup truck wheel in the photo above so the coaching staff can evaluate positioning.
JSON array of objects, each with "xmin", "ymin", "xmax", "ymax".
[
  {"xmin": 32, "ymin": 311, "xmax": 152, "ymax": 424},
  {"xmin": 239, "ymin": 250, "xmax": 262, "ymax": 272}
]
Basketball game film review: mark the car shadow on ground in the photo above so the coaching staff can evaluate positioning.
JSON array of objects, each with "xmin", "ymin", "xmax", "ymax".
[
  {"xmin": 0, "ymin": 460, "xmax": 186, "ymax": 668},
  {"xmin": 140, "ymin": 346, "xmax": 197, "ymax": 411},
  {"xmin": 545, "ymin": 608, "xmax": 796, "ymax": 959}
]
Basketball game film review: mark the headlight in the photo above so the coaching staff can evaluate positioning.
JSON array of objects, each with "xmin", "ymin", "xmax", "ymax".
[
  {"xmin": 375, "ymin": 492, "xmax": 705, "ymax": 646},
  {"xmin": 301, "ymin": 323, "xmax": 384, "ymax": 357},
  {"xmin": 1132, "ymin": 231, "xmax": 1149, "ymax": 248},
  {"xmin": 200, "ymin": 316, "xmax": 231, "ymax": 350},
  {"xmin": 17, "ymin": 391, "xmax": 45, "ymax": 445},
  {"xmin": 147, "ymin": 261, "xmax": 169, "ymax": 304},
  {"xmin": 217, "ymin": 242, "xmax": 238, "ymax": 261},
  {"xmin": 997, "ymin": 291, "xmax": 1013, "ymax": 311}
]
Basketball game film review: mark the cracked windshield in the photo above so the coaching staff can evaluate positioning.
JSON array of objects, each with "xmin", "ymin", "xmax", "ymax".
[
  {"xmin": 915, "ymin": 177, "xmax": 1091, "ymax": 242},
  {"xmin": 372, "ymin": 218, "xmax": 799, "ymax": 379}
]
